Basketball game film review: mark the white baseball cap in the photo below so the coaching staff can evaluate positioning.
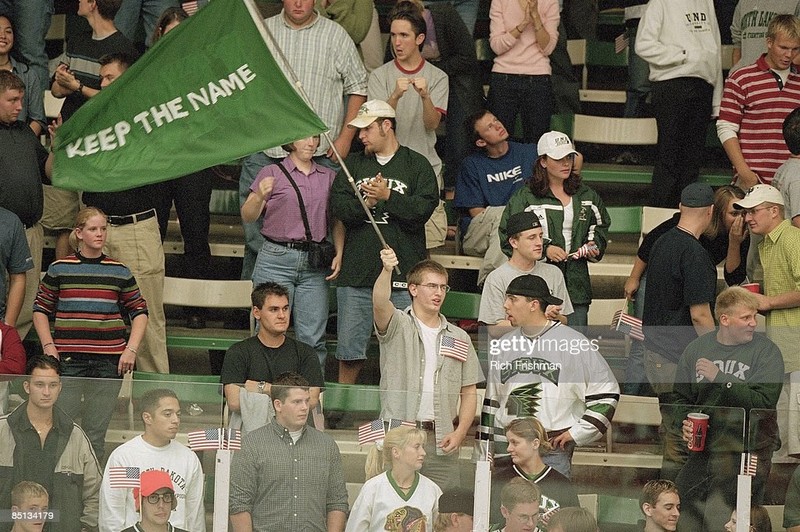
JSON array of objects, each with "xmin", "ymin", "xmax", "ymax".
[
  {"xmin": 537, "ymin": 131, "xmax": 578, "ymax": 159},
  {"xmin": 733, "ymin": 184, "xmax": 784, "ymax": 209},
  {"xmin": 348, "ymin": 100, "xmax": 396, "ymax": 128}
]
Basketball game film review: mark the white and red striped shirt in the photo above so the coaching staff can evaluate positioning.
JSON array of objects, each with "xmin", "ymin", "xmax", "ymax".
[{"xmin": 718, "ymin": 54, "xmax": 800, "ymax": 183}]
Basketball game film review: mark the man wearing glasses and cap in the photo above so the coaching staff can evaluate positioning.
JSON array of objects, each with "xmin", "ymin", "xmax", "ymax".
[
  {"xmin": 122, "ymin": 470, "xmax": 187, "ymax": 532},
  {"xmin": 476, "ymin": 274, "xmax": 619, "ymax": 479},
  {"xmin": 734, "ymin": 184, "xmax": 800, "ymax": 459}
]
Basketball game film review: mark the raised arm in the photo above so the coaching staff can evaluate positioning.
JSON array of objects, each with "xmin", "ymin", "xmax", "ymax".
[{"xmin": 373, "ymin": 247, "xmax": 398, "ymax": 333}]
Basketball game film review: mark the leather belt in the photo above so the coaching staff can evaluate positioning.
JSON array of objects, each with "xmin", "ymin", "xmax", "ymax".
[
  {"xmin": 107, "ymin": 208, "xmax": 156, "ymax": 226},
  {"xmin": 265, "ymin": 237, "xmax": 310, "ymax": 251},
  {"xmin": 416, "ymin": 421, "xmax": 435, "ymax": 431}
]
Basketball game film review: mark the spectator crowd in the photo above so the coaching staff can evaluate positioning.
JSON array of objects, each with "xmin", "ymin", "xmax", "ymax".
[{"xmin": 4, "ymin": 0, "xmax": 800, "ymax": 530}]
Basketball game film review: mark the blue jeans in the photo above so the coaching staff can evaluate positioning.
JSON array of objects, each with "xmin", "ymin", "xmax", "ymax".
[
  {"xmin": 542, "ymin": 438, "xmax": 576, "ymax": 479},
  {"xmin": 335, "ymin": 287, "xmax": 412, "ymax": 361},
  {"xmin": 238, "ymin": 152, "xmax": 270, "ymax": 282},
  {"xmin": 0, "ymin": 0, "xmax": 52, "ymax": 91},
  {"xmin": 252, "ymin": 240, "xmax": 329, "ymax": 371},
  {"xmin": 57, "ymin": 356, "xmax": 122, "ymax": 464},
  {"xmin": 114, "ymin": 0, "xmax": 179, "ymax": 47},
  {"xmin": 624, "ymin": 25, "xmax": 651, "ymax": 118},
  {"xmin": 488, "ymin": 73, "xmax": 553, "ymax": 144}
]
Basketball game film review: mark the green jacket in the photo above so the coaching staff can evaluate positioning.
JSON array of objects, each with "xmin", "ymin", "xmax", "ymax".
[
  {"xmin": 499, "ymin": 183, "xmax": 610, "ymax": 305},
  {"xmin": 330, "ymin": 146, "xmax": 439, "ymax": 288}
]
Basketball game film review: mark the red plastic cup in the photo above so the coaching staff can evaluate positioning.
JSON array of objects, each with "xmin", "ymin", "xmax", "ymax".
[
  {"xmin": 687, "ymin": 413, "xmax": 709, "ymax": 452},
  {"xmin": 741, "ymin": 283, "xmax": 761, "ymax": 294}
]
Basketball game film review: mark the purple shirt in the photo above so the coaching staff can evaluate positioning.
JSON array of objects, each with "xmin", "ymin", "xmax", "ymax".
[{"xmin": 251, "ymin": 157, "xmax": 336, "ymax": 242}]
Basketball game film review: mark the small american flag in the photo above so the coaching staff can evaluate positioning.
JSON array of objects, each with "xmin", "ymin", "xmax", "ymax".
[
  {"xmin": 109, "ymin": 466, "xmax": 140, "ymax": 488},
  {"xmin": 182, "ymin": 1, "xmax": 199, "ymax": 15},
  {"xmin": 613, "ymin": 310, "xmax": 645, "ymax": 341},
  {"xmin": 740, "ymin": 453, "xmax": 758, "ymax": 476},
  {"xmin": 388, "ymin": 419, "xmax": 416, "ymax": 430},
  {"xmin": 614, "ymin": 32, "xmax": 629, "ymax": 54},
  {"xmin": 188, "ymin": 428, "xmax": 242, "ymax": 451},
  {"xmin": 440, "ymin": 335, "xmax": 469, "ymax": 362},
  {"xmin": 358, "ymin": 419, "xmax": 385, "ymax": 445}
]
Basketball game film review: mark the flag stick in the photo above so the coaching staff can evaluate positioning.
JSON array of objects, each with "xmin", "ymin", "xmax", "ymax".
[{"xmin": 242, "ymin": 0, "xmax": 401, "ymax": 274}]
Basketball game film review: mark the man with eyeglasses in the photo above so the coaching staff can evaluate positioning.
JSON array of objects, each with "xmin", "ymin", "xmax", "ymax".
[
  {"xmin": 479, "ymin": 211, "xmax": 572, "ymax": 326},
  {"xmin": 476, "ymin": 274, "xmax": 619, "ymax": 479},
  {"xmin": 373, "ymin": 247, "xmax": 484, "ymax": 489},
  {"xmin": 0, "ymin": 355, "xmax": 101, "ymax": 532},
  {"xmin": 734, "ymin": 184, "xmax": 800, "ymax": 459},
  {"xmin": 122, "ymin": 470, "xmax": 187, "ymax": 532},
  {"xmin": 493, "ymin": 477, "xmax": 541, "ymax": 532}
]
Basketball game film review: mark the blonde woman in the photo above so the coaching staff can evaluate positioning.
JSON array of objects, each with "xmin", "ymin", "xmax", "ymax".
[
  {"xmin": 346, "ymin": 426, "xmax": 442, "ymax": 531},
  {"xmin": 32, "ymin": 206, "xmax": 148, "ymax": 462}
]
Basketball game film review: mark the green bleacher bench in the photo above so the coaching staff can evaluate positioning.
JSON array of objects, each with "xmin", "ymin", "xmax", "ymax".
[
  {"xmin": 580, "ymin": 164, "xmax": 731, "ymax": 187},
  {"xmin": 440, "ymin": 291, "xmax": 481, "ymax": 320},
  {"xmin": 606, "ymin": 206, "xmax": 641, "ymax": 234}
]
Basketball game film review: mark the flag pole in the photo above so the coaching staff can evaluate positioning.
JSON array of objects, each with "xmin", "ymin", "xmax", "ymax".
[{"xmin": 241, "ymin": 0, "xmax": 401, "ymax": 274}]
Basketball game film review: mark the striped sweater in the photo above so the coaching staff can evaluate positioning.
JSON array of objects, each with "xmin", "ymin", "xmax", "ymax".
[
  {"xmin": 718, "ymin": 54, "xmax": 800, "ymax": 183},
  {"xmin": 33, "ymin": 253, "xmax": 148, "ymax": 356}
]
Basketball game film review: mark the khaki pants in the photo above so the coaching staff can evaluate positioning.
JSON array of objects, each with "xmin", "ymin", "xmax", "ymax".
[
  {"xmin": 16, "ymin": 223, "xmax": 43, "ymax": 341},
  {"xmin": 462, "ymin": 206, "xmax": 509, "ymax": 285},
  {"xmin": 776, "ymin": 371, "xmax": 800, "ymax": 459},
  {"xmin": 104, "ymin": 216, "xmax": 169, "ymax": 373},
  {"xmin": 425, "ymin": 200, "xmax": 448, "ymax": 250},
  {"xmin": 40, "ymin": 185, "xmax": 80, "ymax": 231}
]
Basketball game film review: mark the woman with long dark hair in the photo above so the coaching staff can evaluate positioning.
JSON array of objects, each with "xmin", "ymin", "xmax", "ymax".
[{"xmin": 499, "ymin": 131, "xmax": 610, "ymax": 327}]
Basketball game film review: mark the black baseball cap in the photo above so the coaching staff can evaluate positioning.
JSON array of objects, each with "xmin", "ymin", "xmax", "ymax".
[
  {"xmin": 506, "ymin": 211, "xmax": 542, "ymax": 237},
  {"xmin": 680, "ymin": 183, "xmax": 714, "ymax": 208},
  {"xmin": 506, "ymin": 275, "xmax": 563, "ymax": 306}
]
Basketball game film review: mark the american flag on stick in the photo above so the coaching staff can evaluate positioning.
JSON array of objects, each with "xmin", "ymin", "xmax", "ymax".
[
  {"xmin": 740, "ymin": 453, "xmax": 758, "ymax": 476},
  {"xmin": 187, "ymin": 428, "xmax": 242, "ymax": 451},
  {"xmin": 358, "ymin": 419, "xmax": 385, "ymax": 446},
  {"xmin": 612, "ymin": 310, "xmax": 645, "ymax": 341},
  {"xmin": 615, "ymin": 32, "xmax": 629, "ymax": 54},
  {"xmin": 109, "ymin": 466, "xmax": 140, "ymax": 488},
  {"xmin": 181, "ymin": 1, "xmax": 199, "ymax": 15},
  {"xmin": 388, "ymin": 419, "xmax": 416, "ymax": 431},
  {"xmin": 440, "ymin": 335, "xmax": 470, "ymax": 362}
]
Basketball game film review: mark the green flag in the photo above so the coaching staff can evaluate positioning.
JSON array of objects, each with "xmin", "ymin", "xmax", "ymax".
[{"xmin": 51, "ymin": 0, "xmax": 327, "ymax": 192}]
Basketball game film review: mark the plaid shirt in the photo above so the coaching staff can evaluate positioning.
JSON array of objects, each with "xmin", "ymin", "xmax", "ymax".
[
  {"xmin": 760, "ymin": 219, "xmax": 800, "ymax": 372},
  {"xmin": 229, "ymin": 419, "xmax": 348, "ymax": 531},
  {"xmin": 264, "ymin": 11, "xmax": 367, "ymax": 159}
]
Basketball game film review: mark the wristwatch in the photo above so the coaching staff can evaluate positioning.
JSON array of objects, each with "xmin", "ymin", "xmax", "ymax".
[{"xmin": 257, "ymin": 381, "xmax": 266, "ymax": 394}]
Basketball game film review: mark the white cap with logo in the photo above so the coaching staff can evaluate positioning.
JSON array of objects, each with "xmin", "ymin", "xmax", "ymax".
[
  {"xmin": 348, "ymin": 100, "xmax": 396, "ymax": 128},
  {"xmin": 537, "ymin": 131, "xmax": 578, "ymax": 160}
]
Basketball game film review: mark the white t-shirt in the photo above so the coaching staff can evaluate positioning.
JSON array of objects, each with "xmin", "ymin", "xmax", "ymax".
[{"xmin": 416, "ymin": 318, "xmax": 439, "ymax": 421}]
